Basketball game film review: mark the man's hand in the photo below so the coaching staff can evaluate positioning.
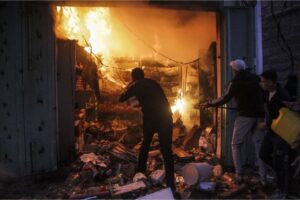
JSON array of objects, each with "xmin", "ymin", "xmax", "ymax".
[
  {"xmin": 127, "ymin": 96, "xmax": 140, "ymax": 108},
  {"xmin": 256, "ymin": 122, "xmax": 267, "ymax": 130},
  {"xmin": 194, "ymin": 101, "xmax": 212, "ymax": 109}
]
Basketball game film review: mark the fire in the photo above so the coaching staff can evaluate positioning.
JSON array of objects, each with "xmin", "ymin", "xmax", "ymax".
[
  {"xmin": 55, "ymin": 6, "xmax": 111, "ymax": 59},
  {"xmin": 55, "ymin": 6, "xmax": 128, "ymax": 88},
  {"xmin": 85, "ymin": 9, "xmax": 111, "ymax": 55},
  {"xmin": 171, "ymin": 98, "xmax": 185, "ymax": 114},
  {"xmin": 171, "ymin": 90, "xmax": 185, "ymax": 114}
]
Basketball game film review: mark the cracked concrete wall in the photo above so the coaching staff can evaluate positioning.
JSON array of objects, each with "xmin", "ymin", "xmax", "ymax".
[{"xmin": 262, "ymin": 1, "xmax": 300, "ymax": 96}]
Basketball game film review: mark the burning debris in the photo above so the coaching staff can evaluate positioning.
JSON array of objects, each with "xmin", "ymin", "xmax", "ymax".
[
  {"xmin": 2, "ymin": 99, "xmax": 298, "ymax": 199},
  {"xmin": 51, "ymin": 98, "xmax": 270, "ymax": 199}
]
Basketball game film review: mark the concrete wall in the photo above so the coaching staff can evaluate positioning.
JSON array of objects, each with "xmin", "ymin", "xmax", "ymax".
[
  {"xmin": 0, "ymin": 2, "xmax": 57, "ymax": 178},
  {"xmin": 219, "ymin": 3, "xmax": 257, "ymax": 167},
  {"xmin": 261, "ymin": 1, "xmax": 300, "ymax": 95}
]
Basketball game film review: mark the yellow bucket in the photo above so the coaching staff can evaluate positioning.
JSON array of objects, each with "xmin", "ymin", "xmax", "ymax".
[{"xmin": 271, "ymin": 108, "xmax": 300, "ymax": 149}]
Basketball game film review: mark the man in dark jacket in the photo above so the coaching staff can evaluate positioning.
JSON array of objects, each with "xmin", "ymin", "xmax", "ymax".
[
  {"xmin": 259, "ymin": 69, "xmax": 291, "ymax": 198},
  {"xmin": 119, "ymin": 68, "xmax": 175, "ymax": 191},
  {"xmin": 204, "ymin": 59, "xmax": 267, "ymax": 183}
]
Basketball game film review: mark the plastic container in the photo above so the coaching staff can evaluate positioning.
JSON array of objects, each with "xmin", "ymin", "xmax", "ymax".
[
  {"xmin": 271, "ymin": 108, "xmax": 300, "ymax": 149},
  {"xmin": 182, "ymin": 162, "xmax": 213, "ymax": 185}
]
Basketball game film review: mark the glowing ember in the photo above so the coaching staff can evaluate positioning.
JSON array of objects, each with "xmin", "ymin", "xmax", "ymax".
[
  {"xmin": 171, "ymin": 97, "xmax": 185, "ymax": 114},
  {"xmin": 171, "ymin": 89, "xmax": 185, "ymax": 114}
]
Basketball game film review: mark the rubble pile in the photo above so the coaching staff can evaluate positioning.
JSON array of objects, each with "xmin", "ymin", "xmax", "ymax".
[
  {"xmin": 2, "ymin": 104, "xmax": 297, "ymax": 199},
  {"xmin": 68, "ymin": 103, "xmax": 253, "ymax": 199},
  {"xmin": 6, "ymin": 99, "xmax": 295, "ymax": 199}
]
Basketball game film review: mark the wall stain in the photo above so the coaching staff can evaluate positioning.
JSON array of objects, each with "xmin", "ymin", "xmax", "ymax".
[
  {"xmin": 2, "ymin": 102, "xmax": 7, "ymax": 107},
  {"xmin": 38, "ymin": 146, "xmax": 45, "ymax": 155},
  {"xmin": 3, "ymin": 38, "xmax": 7, "ymax": 46},
  {"xmin": 40, "ymin": 120, "xmax": 45, "ymax": 126},
  {"xmin": 36, "ymin": 97, "xmax": 43, "ymax": 104}
]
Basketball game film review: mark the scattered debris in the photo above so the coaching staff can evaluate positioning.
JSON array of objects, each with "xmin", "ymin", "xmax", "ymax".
[
  {"xmin": 182, "ymin": 162, "xmax": 213, "ymax": 185},
  {"xmin": 112, "ymin": 180, "xmax": 148, "ymax": 196},
  {"xmin": 133, "ymin": 173, "xmax": 147, "ymax": 182},
  {"xmin": 4, "ymin": 99, "xmax": 298, "ymax": 199},
  {"xmin": 150, "ymin": 169, "xmax": 165, "ymax": 186},
  {"xmin": 198, "ymin": 182, "xmax": 216, "ymax": 192},
  {"xmin": 137, "ymin": 187, "xmax": 174, "ymax": 200},
  {"xmin": 69, "ymin": 185, "xmax": 110, "ymax": 199}
]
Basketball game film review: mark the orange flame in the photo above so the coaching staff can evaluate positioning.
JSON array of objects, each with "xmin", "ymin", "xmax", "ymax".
[
  {"xmin": 55, "ymin": 6, "xmax": 111, "ymax": 60},
  {"xmin": 55, "ymin": 6, "xmax": 128, "ymax": 87},
  {"xmin": 171, "ymin": 89, "xmax": 185, "ymax": 114}
]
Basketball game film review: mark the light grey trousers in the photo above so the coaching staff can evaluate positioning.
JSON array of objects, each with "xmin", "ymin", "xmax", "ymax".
[{"xmin": 231, "ymin": 116, "xmax": 267, "ymax": 180}]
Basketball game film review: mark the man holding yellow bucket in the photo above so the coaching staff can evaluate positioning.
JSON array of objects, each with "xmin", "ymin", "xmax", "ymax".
[{"xmin": 259, "ymin": 69, "xmax": 292, "ymax": 199}]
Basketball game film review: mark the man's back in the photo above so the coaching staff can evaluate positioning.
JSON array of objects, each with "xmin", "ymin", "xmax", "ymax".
[
  {"xmin": 135, "ymin": 78, "xmax": 171, "ymax": 119},
  {"xmin": 231, "ymin": 70, "xmax": 265, "ymax": 118},
  {"xmin": 120, "ymin": 78, "xmax": 171, "ymax": 120}
]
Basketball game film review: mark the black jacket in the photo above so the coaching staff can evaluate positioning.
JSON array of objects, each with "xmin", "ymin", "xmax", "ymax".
[
  {"xmin": 119, "ymin": 78, "xmax": 172, "ymax": 121},
  {"xmin": 265, "ymin": 84, "xmax": 291, "ymax": 127},
  {"xmin": 209, "ymin": 70, "xmax": 265, "ymax": 118}
]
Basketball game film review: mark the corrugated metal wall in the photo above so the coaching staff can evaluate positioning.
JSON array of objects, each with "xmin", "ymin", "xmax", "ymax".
[
  {"xmin": 0, "ymin": 2, "xmax": 26, "ymax": 178},
  {"xmin": 0, "ymin": 2, "xmax": 57, "ymax": 177}
]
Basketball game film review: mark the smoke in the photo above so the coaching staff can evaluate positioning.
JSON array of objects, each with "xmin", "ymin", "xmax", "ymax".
[
  {"xmin": 175, "ymin": 12, "xmax": 198, "ymax": 27},
  {"xmin": 109, "ymin": 7, "xmax": 217, "ymax": 62},
  {"xmin": 53, "ymin": 6, "xmax": 216, "ymax": 63}
]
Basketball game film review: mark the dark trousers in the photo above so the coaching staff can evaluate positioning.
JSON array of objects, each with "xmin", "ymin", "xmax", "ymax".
[
  {"xmin": 259, "ymin": 131, "xmax": 290, "ymax": 193},
  {"xmin": 137, "ymin": 117, "xmax": 175, "ymax": 190}
]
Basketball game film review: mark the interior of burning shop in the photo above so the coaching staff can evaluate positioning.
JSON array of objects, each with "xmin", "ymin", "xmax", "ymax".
[
  {"xmin": 52, "ymin": 4, "xmax": 229, "ymax": 198},
  {"xmin": 54, "ymin": 5, "xmax": 218, "ymax": 153}
]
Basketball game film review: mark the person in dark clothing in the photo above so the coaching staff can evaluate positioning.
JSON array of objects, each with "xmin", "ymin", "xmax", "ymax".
[
  {"xmin": 259, "ymin": 69, "xmax": 291, "ymax": 198},
  {"xmin": 204, "ymin": 59, "xmax": 267, "ymax": 183},
  {"xmin": 119, "ymin": 68, "xmax": 175, "ymax": 190}
]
